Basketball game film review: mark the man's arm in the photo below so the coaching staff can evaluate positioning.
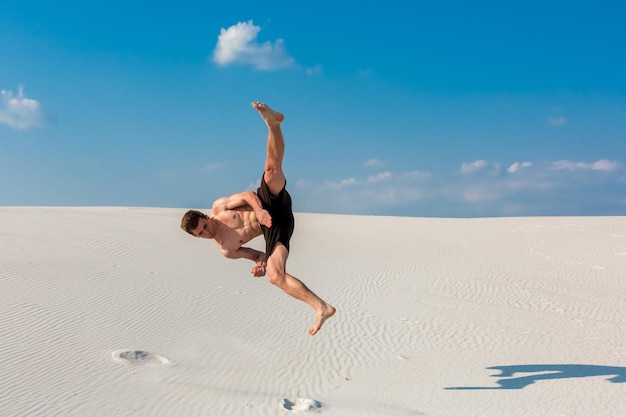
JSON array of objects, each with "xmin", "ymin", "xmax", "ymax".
[
  {"xmin": 211, "ymin": 191, "xmax": 272, "ymax": 227},
  {"xmin": 220, "ymin": 246, "xmax": 267, "ymax": 277},
  {"xmin": 221, "ymin": 246, "xmax": 264, "ymax": 262}
]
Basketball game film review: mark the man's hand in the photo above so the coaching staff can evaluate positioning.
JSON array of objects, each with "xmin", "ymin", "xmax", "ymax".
[
  {"xmin": 256, "ymin": 209, "xmax": 272, "ymax": 228},
  {"xmin": 251, "ymin": 260, "xmax": 267, "ymax": 277}
]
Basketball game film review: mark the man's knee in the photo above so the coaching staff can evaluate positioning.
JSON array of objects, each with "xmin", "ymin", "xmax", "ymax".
[
  {"xmin": 267, "ymin": 264, "xmax": 285, "ymax": 286},
  {"xmin": 263, "ymin": 170, "xmax": 286, "ymax": 194},
  {"xmin": 264, "ymin": 164, "xmax": 283, "ymax": 179},
  {"xmin": 264, "ymin": 167, "xmax": 276, "ymax": 183},
  {"xmin": 266, "ymin": 245, "xmax": 287, "ymax": 286}
]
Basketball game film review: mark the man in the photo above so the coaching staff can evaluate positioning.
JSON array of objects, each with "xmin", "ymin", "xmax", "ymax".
[{"xmin": 181, "ymin": 102, "xmax": 335, "ymax": 335}]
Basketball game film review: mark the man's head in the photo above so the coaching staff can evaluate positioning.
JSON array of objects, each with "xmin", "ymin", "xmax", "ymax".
[{"xmin": 181, "ymin": 210, "xmax": 209, "ymax": 237}]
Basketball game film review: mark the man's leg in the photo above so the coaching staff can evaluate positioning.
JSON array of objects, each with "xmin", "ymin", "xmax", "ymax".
[
  {"xmin": 266, "ymin": 244, "xmax": 336, "ymax": 335},
  {"xmin": 252, "ymin": 102, "xmax": 335, "ymax": 335},
  {"xmin": 251, "ymin": 102, "xmax": 286, "ymax": 195}
]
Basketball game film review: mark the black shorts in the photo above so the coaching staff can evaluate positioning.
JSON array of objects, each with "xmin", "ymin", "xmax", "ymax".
[{"xmin": 256, "ymin": 174, "xmax": 295, "ymax": 257}]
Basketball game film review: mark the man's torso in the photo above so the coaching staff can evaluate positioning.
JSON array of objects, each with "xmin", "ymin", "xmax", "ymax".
[{"xmin": 211, "ymin": 206, "xmax": 263, "ymax": 251}]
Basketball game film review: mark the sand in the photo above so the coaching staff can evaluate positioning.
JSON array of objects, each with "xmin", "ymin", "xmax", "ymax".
[{"xmin": 1, "ymin": 206, "xmax": 626, "ymax": 417}]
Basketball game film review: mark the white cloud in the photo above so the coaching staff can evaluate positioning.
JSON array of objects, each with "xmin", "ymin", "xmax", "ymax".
[
  {"xmin": 551, "ymin": 159, "xmax": 621, "ymax": 171},
  {"xmin": 548, "ymin": 116, "xmax": 567, "ymax": 126},
  {"xmin": 403, "ymin": 170, "xmax": 431, "ymax": 180},
  {"xmin": 295, "ymin": 179, "xmax": 312, "ymax": 189},
  {"xmin": 463, "ymin": 189, "xmax": 490, "ymax": 202},
  {"xmin": 296, "ymin": 155, "xmax": 624, "ymax": 216},
  {"xmin": 297, "ymin": 166, "xmax": 434, "ymax": 215},
  {"xmin": 491, "ymin": 162, "xmax": 503, "ymax": 175},
  {"xmin": 507, "ymin": 161, "xmax": 533, "ymax": 174},
  {"xmin": 364, "ymin": 159, "xmax": 383, "ymax": 168},
  {"xmin": 0, "ymin": 86, "xmax": 43, "ymax": 130},
  {"xmin": 200, "ymin": 162, "xmax": 224, "ymax": 172},
  {"xmin": 322, "ymin": 178, "xmax": 358, "ymax": 190},
  {"xmin": 460, "ymin": 160, "xmax": 488, "ymax": 174},
  {"xmin": 305, "ymin": 64, "xmax": 322, "ymax": 75},
  {"xmin": 590, "ymin": 159, "xmax": 622, "ymax": 171},
  {"xmin": 367, "ymin": 172, "xmax": 392, "ymax": 182},
  {"xmin": 212, "ymin": 20, "xmax": 296, "ymax": 70}
]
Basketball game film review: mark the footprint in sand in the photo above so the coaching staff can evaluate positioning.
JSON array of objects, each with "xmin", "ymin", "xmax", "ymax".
[
  {"xmin": 112, "ymin": 350, "xmax": 169, "ymax": 365},
  {"xmin": 282, "ymin": 398, "xmax": 322, "ymax": 413}
]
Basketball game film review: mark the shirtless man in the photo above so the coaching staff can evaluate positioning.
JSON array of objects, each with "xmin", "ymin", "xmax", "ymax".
[{"xmin": 180, "ymin": 102, "xmax": 335, "ymax": 335}]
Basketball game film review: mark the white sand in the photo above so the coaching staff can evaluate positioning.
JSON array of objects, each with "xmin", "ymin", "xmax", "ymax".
[{"xmin": 2, "ymin": 207, "xmax": 626, "ymax": 417}]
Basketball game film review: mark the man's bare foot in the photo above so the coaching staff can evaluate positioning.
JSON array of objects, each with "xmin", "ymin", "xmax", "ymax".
[
  {"xmin": 251, "ymin": 101, "xmax": 284, "ymax": 127},
  {"xmin": 308, "ymin": 304, "xmax": 336, "ymax": 336}
]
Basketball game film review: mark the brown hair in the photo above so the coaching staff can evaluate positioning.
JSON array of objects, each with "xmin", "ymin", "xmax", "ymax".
[{"xmin": 180, "ymin": 210, "xmax": 206, "ymax": 235}]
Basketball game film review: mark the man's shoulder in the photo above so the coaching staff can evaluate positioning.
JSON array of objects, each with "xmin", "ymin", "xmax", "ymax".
[
  {"xmin": 211, "ymin": 191, "xmax": 254, "ymax": 211},
  {"xmin": 211, "ymin": 196, "xmax": 228, "ymax": 208},
  {"xmin": 210, "ymin": 196, "xmax": 232, "ymax": 215}
]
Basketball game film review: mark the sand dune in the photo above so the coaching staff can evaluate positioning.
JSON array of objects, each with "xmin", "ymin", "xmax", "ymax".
[{"xmin": 1, "ymin": 207, "xmax": 626, "ymax": 416}]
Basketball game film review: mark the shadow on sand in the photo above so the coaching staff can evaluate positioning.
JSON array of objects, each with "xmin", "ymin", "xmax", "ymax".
[{"xmin": 446, "ymin": 364, "xmax": 626, "ymax": 390}]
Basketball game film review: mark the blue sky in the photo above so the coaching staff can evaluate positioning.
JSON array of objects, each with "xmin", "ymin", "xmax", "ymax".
[{"xmin": 1, "ymin": 0, "xmax": 625, "ymax": 217}]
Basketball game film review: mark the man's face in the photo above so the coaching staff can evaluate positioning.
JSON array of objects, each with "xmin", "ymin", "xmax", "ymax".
[{"xmin": 192, "ymin": 216, "xmax": 214, "ymax": 239}]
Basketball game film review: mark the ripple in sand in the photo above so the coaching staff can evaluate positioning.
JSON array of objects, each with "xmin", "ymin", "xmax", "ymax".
[
  {"xmin": 282, "ymin": 398, "xmax": 322, "ymax": 413},
  {"xmin": 112, "ymin": 350, "xmax": 169, "ymax": 365}
]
